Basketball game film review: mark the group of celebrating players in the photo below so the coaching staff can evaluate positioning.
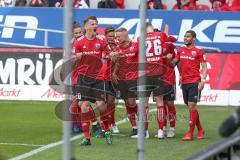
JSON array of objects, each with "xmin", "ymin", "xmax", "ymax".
[{"xmin": 69, "ymin": 15, "xmax": 208, "ymax": 146}]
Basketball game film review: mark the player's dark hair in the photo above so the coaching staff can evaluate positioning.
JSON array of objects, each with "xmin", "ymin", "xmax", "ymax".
[
  {"xmin": 153, "ymin": 28, "xmax": 161, "ymax": 32},
  {"xmin": 115, "ymin": 27, "xmax": 128, "ymax": 32},
  {"xmin": 186, "ymin": 30, "xmax": 196, "ymax": 38},
  {"xmin": 105, "ymin": 26, "xmax": 115, "ymax": 35},
  {"xmin": 72, "ymin": 21, "xmax": 81, "ymax": 30},
  {"xmin": 84, "ymin": 16, "xmax": 98, "ymax": 25}
]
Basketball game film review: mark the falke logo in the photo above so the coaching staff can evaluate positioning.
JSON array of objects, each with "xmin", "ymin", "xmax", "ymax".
[{"xmin": 0, "ymin": 87, "xmax": 21, "ymax": 97}]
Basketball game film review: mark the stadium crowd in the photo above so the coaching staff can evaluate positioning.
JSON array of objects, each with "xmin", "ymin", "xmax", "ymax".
[{"xmin": 0, "ymin": 0, "xmax": 239, "ymax": 11}]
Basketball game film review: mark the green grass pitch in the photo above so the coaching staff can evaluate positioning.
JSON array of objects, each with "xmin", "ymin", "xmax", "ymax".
[{"xmin": 0, "ymin": 101, "xmax": 235, "ymax": 160}]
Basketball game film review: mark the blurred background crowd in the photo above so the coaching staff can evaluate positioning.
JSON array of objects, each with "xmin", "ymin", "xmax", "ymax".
[{"xmin": 0, "ymin": 0, "xmax": 239, "ymax": 12}]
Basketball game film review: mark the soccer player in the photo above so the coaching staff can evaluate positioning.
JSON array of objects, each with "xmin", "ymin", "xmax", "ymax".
[
  {"xmin": 102, "ymin": 26, "xmax": 119, "ymax": 134},
  {"xmin": 171, "ymin": 30, "xmax": 207, "ymax": 141},
  {"xmin": 162, "ymin": 41, "xmax": 177, "ymax": 138},
  {"xmin": 70, "ymin": 22, "xmax": 83, "ymax": 133},
  {"xmin": 113, "ymin": 27, "xmax": 139, "ymax": 138},
  {"xmin": 71, "ymin": 22, "xmax": 99, "ymax": 135},
  {"xmin": 142, "ymin": 23, "xmax": 173, "ymax": 139},
  {"xmin": 73, "ymin": 16, "xmax": 112, "ymax": 145}
]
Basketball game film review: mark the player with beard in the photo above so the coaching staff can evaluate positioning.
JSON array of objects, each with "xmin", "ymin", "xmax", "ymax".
[
  {"xmin": 73, "ymin": 16, "xmax": 112, "ymax": 145},
  {"xmin": 102, "ymin": 26, "xmax": 120, "ymax": 134},
  {"xmin": 113, "ymin": 27, "xmax": 139, "ymax": 138},
  {"xmin": 70, "ymin": 22, "xmax": 83, "ymax": 133},
  {"xmin": 162, "ymin": 41, "xmax": 177, "ymax": 138},
  {"xmin": 71, "ymin": 22, "xmax": 100, "ymax": 136},
  {"xmin": 171, "ymin": 30, "xmax": 207, "ymax": 141}
]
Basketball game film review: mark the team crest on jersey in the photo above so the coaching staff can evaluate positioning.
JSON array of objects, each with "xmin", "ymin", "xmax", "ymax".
[
  {"xmin": 163, "ymin": 48, "xmax": 167, "ymax": 53},
  {"xmin": 203, "ymin": 55, "xmax": 207, "ymax": 60},
  {"xmin": 192, "ymin": 51, "xmax": 197, "ymax": 56},
  {"xmin": 130, "ymin": 46, "xmax": 134, "ymax": 52},
  {"xmin": 95, "ymin": 43, "xmax": 100, "ymax": 49}
]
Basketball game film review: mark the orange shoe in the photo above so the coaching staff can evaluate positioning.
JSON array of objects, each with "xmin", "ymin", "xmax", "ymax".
[
  {"xmin": 198, "ymin": 129, "xmax": 204, "ymax": 140},
  {"xmin": 182, "ymin": 132, "xmax": 194, "ymax": 141}
]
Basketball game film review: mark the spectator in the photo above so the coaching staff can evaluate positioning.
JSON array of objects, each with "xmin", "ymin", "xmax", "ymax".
[
  {"xmin": 209, "ymin": 0, "xmax": 230, "ymax": 11},
  {"xmin": 57, "ymin": 0, "xmax": 88, "ymax": 8},
  {"xmin": 115, "ymin": 0, "xmax": 124, "ymax": 9},
  {"xmin": 15, "ymin": 0, "xmax": 27, "ymax": 6},
  {"xmin": 173, "ymin": 0, "xmax": 198, "ymax": 10},
  {"xmin": 0, "ymin": 0, "xmax": 13, "ymax": 7},
  {"xmin": 29, "ymin": 0, "xmax": 49, "ymax": 7},
  {"xmin": 98, "ymin": 0, "xmax": 117, "ymax": 8},
  {"xmin": 147, "ymin": 0, "xmax": 164, "ymax": 9},
  {"xmin": 229, "ymin": 0, "xmax": 240, "ymax": 11},
  {"xmin": 49, "ymin": 0, "xmax": 61, "ymax": 7}
]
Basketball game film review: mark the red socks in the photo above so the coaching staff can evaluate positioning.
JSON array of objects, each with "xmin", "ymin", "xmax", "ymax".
[
  {"xmin": 157, "ymin": 105, "xmax": 167, "ymax": 130},
  {"xmin": 189, "ymin": 109, "xmax": 198, "ymax": 133},
  {"xmin": 108, "ymin": 103, "xmax": 116, "ymax": 126},
  {"xmin": 196, "ymin": 109, "xmax": 203, "ymax": 130},
  {"xmin": 167, "ymin": 104, "xmax": 176, "ymax": 128},
  {"xmin": 81, "ymin": 112, "xmax": 90, "ymax": 139},
  {"xmin": 126, "ymin": 105, "xmax": 137, "ymax": 128},
  {"xmin": 100, "ymin": 109, "xmax": 110, "ymax": 131},
  {"xmin": 70, "ymin": 100, "xmax": 81, "ymax": 128},
  {"xmin": 145, "ymin": 106, "xmax": 150, "ymax": 130}
]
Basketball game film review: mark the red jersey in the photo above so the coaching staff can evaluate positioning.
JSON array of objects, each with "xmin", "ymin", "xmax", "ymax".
[
  {"xmin": 72, "ymin": 38, "xmax": 79, "ymax": 85},
  {"xmin": 100, "ymin": 43, "xmax": 118, "ymax": 81},
  {"xmin": 176, "ymin": 46, "xmax": 207, "ymax": 84},
  {"xmin": 162, "ymin": 42, "xmax": 177, "ymax": 85},
  {"xmin": 210, "ymin": 0, "xmax": 230, "ymax": 11},
  {"xmin": 229, "ymin": 0, "xmax": 240, "ymax": 11},
  {"xmin": 145, "ymin": 32, "xmax": 168, "ymax": 77},
  {"xmin": 117, "ymin": 41, "xmax": 139, "ymax": 80},
  {"xmin": 73, "ymin": 35, "xmax": 107, "ymax": 80}
]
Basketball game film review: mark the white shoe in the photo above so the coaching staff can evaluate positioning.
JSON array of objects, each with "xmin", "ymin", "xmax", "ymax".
[
  {"xmin": 157, "ymin": 129, "xmax": 165, "ymax": 139},
  {"xmin": 111, "ymin": 125, "xmax": 120, "ymax": 134},
  {"xmin": 145, "ymin": 130, "xmax": 150, "ymax": 139},
  {"xmin": 131, "ymin": 130, "xmax": 149, "ymax": 139},
  {"xmin": 167, "ymin": 127, "xmax": 175, "ymax": 138}
]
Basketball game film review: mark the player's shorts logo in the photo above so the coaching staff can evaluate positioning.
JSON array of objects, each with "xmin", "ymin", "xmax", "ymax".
[{"xmin": 76, "ymin": 93, "xmax": 81, "ymax": 100}]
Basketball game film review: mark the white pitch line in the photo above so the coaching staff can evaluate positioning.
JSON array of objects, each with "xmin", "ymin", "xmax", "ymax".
[
  {"xmin": 10, "ymin": 108, "xmax": 157, "ymax": 160},
  {"xmin": 0, "ymin": 143, "xmax": 44, "ymax": 147},
  {"xmin": 9, "ymin": 135, "xmax": 84, "ymax": 160}
]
